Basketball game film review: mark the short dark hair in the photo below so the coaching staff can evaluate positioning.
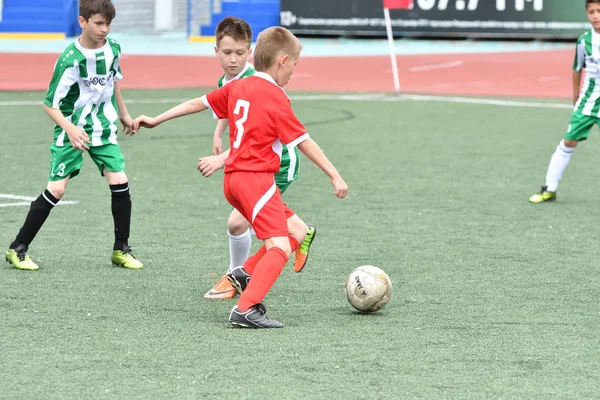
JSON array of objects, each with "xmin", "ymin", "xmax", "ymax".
[
  {"xmin": 215, "ymin": 16, "xmax": 252, "ymax": 48},
  {"xmin": 80, "ymin": 0, "xmax": 116, "ymax": 22},
  {"xmin": 587, "ymin": 0, "xmax": 600, "ymax": 7}
]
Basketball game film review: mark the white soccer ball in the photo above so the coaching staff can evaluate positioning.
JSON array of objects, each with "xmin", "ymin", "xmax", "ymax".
[{"xmin": 344, "ymin": 265, "xmax": 392, "ymax": 312}]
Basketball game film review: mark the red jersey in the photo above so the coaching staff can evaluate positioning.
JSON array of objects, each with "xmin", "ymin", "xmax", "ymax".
[{"xmin": 202, "ymin": 72, "xmax": 309, "ymax": 174}]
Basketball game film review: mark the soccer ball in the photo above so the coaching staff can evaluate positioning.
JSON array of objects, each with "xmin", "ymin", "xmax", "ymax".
[{"xmin": 344, "ymin": 265, "xmax": 392, "ymax": 312}]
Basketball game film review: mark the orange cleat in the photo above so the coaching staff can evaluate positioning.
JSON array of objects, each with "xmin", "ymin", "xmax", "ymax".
[
  {"xmin": 293, "ymin": 225, "xmax": 316, "ymax": 273},
  {"xmin": 204, "ymin": 274, "xmax": 238, "ymax": 299}
]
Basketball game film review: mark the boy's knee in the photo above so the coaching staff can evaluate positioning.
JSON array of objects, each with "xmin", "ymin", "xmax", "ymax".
[
  {"xmin": 105, "ymin": 170, "xmax": 128, "ymax": 185},
  {"xmin": 46, "ymin": 181, "xmax": 67, "ymax": 199},
  {"xmin": 228, "ymin": 212, "xmax": 250, "ymax": 235},
  {"xmin": 266, "ymin": 237, "xmax": 292, "ymax": 258},
  {"xmin": 562, "ymin": 139, "xmax": 578, "ymax": 148},
  {"xmin": 287, "ymin": 216, "xmax": 307, "ymax": 244}
]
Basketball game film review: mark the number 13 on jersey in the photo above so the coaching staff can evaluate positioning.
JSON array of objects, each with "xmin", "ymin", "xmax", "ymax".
[{"xmin": 233, "ymin": 99, "xmax": 250, "ymax": 149}]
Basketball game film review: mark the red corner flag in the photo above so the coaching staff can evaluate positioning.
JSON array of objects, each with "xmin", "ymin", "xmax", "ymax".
[{"xmin": 383, "ymin": 0, "xmax": 413, "ymax": 9}]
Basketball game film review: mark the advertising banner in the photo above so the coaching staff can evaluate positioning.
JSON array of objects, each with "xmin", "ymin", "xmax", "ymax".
[{"xmin": 280, "ymin": 0, "xmax": 590, "ymax": 39}]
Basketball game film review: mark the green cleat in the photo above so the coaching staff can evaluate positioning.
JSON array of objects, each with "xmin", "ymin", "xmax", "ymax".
[
  {"xmin": 529, "ymin": 186, "xmax": 557, "ymax": 203},
  {"xmin": 111, "ymin": 245, "xmax": 143, "ymax": 269},
  {"xmin": 5, "ymin": 245, "xmax": 40, "ymax": 270},
  {"xmin": 293, "ymin": 224, "xmax": 317, "ymax": 273}
]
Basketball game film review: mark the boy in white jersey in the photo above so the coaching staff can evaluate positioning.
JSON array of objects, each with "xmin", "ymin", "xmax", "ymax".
[
  {"xmin": 530, "ymin": 0, "xmax": 600, "ymax": 203},
  {"xmin": 201, "ymin": 17, "xmax": 316, "ymax": 299},
  {"xmin": 5, "ymin": 0, "xmax": 143, "ymax": 270}
]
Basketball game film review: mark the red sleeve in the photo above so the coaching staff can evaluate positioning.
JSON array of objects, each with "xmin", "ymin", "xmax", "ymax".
[
  {"xmin": 204, "ymin": 83, "xmax": 232, "ymax": 119},
  {"xmin": 276, "ymin": 98, "xmax": 307, "ymax": 145}
]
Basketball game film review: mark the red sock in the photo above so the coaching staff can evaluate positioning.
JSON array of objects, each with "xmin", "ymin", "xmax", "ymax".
[
  {"xmin": 243, "ymin": 245, "xmax": 266, "ymax": 275},
  {"xmin": 238, "ymin": 247, "xmax": 288, "ymax": 311},
  {"xmin": 243, "ymin": 237, "xmax": 297, "ymax": 275},
  {"xmin": 289, "ymin": 236, "xmax": 299, "ymax": 252}
]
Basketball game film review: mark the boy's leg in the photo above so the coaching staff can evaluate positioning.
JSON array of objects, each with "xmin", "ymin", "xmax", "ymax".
[
  {"xmin": 224, "ymin": 172, "xmax": 292, "ymax": 328},
  {"xmin": 6, "ymin": 144, "xmax": 82, "ymax": 270},
  {"xmin": 6, "ymin": 179, "xmax": 69, "ymax": 270},
  {"xmin": 92, "ymin": 145, "xmax": 142, "ymax": 269},
  {"xmin": 232, "ymin": 194, "xmax": 297, "ymax": 310},
  {"xmin": 286, "ymin": 213, "xmax": 317, "ymax": 273},
  {"xmin": 231, "ymin": 235, "xmax": 299, "ymax": 295},
  {"xmin": 204, "ymin": 210, "xmax": 251, "ymax": 299},
  {"xmin": 233, "ymin": 206, "xmax": 301, "ymax": 278},
  {"xmin": 294, "ymin": 224, "xmax": 316, "ymax": 273},
  {"xmin": 227, "ymin": 210, "xmax": 252, "ymax": 273},
  {"xmin": 530, "ymin": 112, "xmax": 595, "ymax": 203},
  {"xmin": 105, "ymin": 170, "xmax": 130, "ymax": 250},
  {"xmin": 545, "ymin": 140, "xmax": 575, "ymax": 191},
  {"xmin": 228, "ymin": 234, "xmax": 299, "ymax": 295},
  {"xmin": 229, "ymin": 236, "xmax": 296, "ymax": 329},
  {"xmin": 105, "ymin": 170, "xmax": 142, "ymax": 269}
]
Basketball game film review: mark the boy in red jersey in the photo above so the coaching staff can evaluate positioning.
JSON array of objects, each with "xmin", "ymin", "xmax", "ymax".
[{"xmin": 133, "ymin": 26, "xmax": 348, "ymax": 328}]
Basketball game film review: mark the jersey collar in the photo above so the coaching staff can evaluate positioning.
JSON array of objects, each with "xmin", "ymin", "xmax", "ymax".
[
  {"xmin": 222, "ymin": 63, "xmax": 254, "ymax": 86},
  {"xmin": 254, "ymin": 72, "xmax": 289, "ymax": 98},
  {"xmin": 254, "ymin": 72, "xmax": 279, "ymax": 87},
  {"xmin": 74, "ymin": 36, "xmax": 110, "ymax": 53}
]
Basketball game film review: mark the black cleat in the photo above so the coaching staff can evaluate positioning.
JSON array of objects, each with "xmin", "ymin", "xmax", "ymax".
[
  {"xmin": 229, "ymin": 303, "xmax": 283, "ymax": 328},
  {"xmin": 227, "ymin": 266, "xmax": 251, "ymax": 295}
]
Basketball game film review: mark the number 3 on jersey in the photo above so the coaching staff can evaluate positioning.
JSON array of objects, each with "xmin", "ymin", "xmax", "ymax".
[{"xmin": 233, "ymin": 99, "xmax": 250, "ymax": 149}]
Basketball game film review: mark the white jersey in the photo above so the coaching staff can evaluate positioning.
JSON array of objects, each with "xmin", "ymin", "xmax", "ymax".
[{"xmin": 573, "ymin": 29, "xmax": 600, "ymax": 117}]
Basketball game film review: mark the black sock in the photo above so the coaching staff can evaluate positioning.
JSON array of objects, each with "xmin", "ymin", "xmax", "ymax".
[
  {"xmin": 110, "ymin": 182, "xmax": 131, "ymax": 251},
  {"xmin": 10, "ymin": 190, "xmax": 59, "ymax": 249}
]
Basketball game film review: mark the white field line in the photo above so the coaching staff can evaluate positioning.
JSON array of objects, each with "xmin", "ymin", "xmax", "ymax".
[
  {"xmin": 0, "ymin": 194, "xmax": 78, "ymax": 207},
  {"xmin": 0, "ymin": 94, "xmax": 573, "ymax": 110},
  {"xmin": 410, "ymin": 60, "xmax": 464, "ymax": 72}
]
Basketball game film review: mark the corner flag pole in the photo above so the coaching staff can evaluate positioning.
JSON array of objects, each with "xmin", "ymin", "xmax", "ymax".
[
  {"xmin": 382, "ymin": 0, "xmax": 414, "ymax": 94},
  {"xmin": 383, "ymin": 7, "xmax": 400, "ymax": 93}
]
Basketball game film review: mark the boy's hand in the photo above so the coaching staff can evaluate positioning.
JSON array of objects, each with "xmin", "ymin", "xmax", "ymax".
[
  {"xmin": 198, "ymin": 155, "xmax": 225, "ymax": 177},
  {"xmin": 331, "ymin": 175, "xmax": 348, "ymax": 198},
  {"xmin": 132, "ymin": 115, "xmax": 158, "ymax": 131},
  {"xmin": 66, "ymin": 126, "xmax": 91, "ymax": 151},
  {"xmin": 120, "ymin": 113, "xmax": 135, "ymax": 136},
  {"xmin": 213, "ymin": 135, "xmax": 223, "ymax": 155}
]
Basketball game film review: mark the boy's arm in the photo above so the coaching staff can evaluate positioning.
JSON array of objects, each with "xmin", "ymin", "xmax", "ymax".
[
  {"xmin": 297, "ymin": 138, "xmax": 348, "ymax": 198},
  {"xmin": 572, "ymin": 70, "xmax": 582, "ymax": 105},
  {"xmin": 114, "ymin": 82, "xmax": 134, "ymax": 135},
  {"xmin": 44, "ymin": 105, "xmax": 91, "ymax": 151},
  {"xmin": 133, "ymin": 97, "xmax": 209, "ymax": 131},
  {"xmin": 213, "ymin": 119, "xmax": 228, "ymax": 155},
  {"xmin": 198, "ymin": 149, "xmax": 230, "ymax": 177}
]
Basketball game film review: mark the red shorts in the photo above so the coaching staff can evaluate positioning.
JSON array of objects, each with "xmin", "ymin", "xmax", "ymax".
[{"xmin": 224, "ymin": 172, "xmax": 295, "ymax": 240}]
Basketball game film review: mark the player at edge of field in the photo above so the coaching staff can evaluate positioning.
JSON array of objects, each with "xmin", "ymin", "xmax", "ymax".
[
  {"xmin": 5, "ymin": 0, "xmax": 143, "ymax": 271},
  {"xmin": 201, "ymin": 17, "xmax": 317, "ymax": 300},
  {"xmin": 132, "ymin": 26, "xmax": 348, "ymax": 328},
  {"xmin": 530, "ymin": 0, "xmax": 600, "ymax": 203}
]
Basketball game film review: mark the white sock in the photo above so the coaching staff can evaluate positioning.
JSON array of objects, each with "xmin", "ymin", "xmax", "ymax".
[
  {"xmin": 227, "ymin": 229, "xmax": 251, "ymax": 274},
  {"xmin": 545, "ymin": 141, "xmax": 574, "ymax": 192}
]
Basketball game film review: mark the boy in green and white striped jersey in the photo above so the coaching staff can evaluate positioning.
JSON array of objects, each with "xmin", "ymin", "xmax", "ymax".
[
  {"xmin": 199, "ymin": 17, "xmax": 316, "ymax": 299},
  {"xmin": 5, "ymin": 0, "xmax": 142, "ymax": 270},
  {"xmin": 530, "ymin": 0, "xmax": 600, "ymax": 203}
]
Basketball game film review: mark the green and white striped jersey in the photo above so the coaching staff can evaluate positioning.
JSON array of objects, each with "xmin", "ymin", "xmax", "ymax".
[
  {"xmin": 217, "ymin": 63, "xmax": 255, "ymax": 89},
  {"xmin": 217, "ymin": 64, "xmax": 300, "ymax": 186},
  {"xmin": 573, "ymin": 30, "xmax": 600, "ymax": 116},
  {"xmin": 44, "ymin": 37, "xmax": 123, "ymax": 147}
]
